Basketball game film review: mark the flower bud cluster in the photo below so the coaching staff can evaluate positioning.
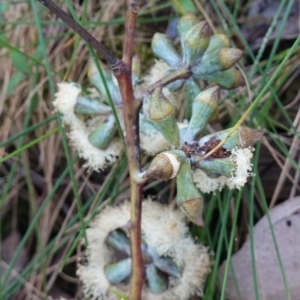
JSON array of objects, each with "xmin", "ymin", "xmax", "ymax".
[
  {"xmin": 152, "ymin": 14, "xmax": 244, "ymax": 89},
  {"xmin": 54, "ymin": 14, "xmax": 262, "ymax": 226},
  {"xmin": 77, "ymin": 200, "xmax": 212, "ymax": 299}
]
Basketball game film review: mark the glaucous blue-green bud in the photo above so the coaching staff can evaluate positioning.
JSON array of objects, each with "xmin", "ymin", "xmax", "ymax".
[
  {"xmin": 193, "ymin": 156, "xmax": 236, "ymax": 178},
  {"xmin": 88, "ymin": 114, "xmax": 116, "ymax": 149},
  {"xmin": 75, "ymin": 95, "xmax": 112, "ymax": 115},
  {"xmin": 144, "ymin": 88, "xmax": 180, "ymax": 147},
  {"xmin": 184, "ymin": 78, "xmax": 202, "ymax": 119},
  {"xmin": 184, "ymin": 86, "xmax": 220, "ymax": 142},
  {"xmin": 177, "ymin": 14, "xmax": 199, "ymax": 49},
  {"xmin": 146, "ymin": 246, "xmax": 182, "ymax": 278},
  {"xmin": 211, "ymin": 67, "xmax": 245, "ymax": 89},
  {"xmin": 217, "ymin": 48, "xmax": 243, "ymax": 70},
  {"xmin": 206, "ymin": 34, "xmax": 230, "ymax": 53},
  {"xmin": 182, "ymin": 21, "xmax": 211, "ymax": 66},
  {"xmin": 194, "ymin": 67, "xmax": 244, "ymax": 89},
  {"xmin": 176, "ymin": 158, "xmax": 204, "ymax": 226},
  {"xmin": 146, "ymin": 264, "xmax": 168, "ymax": 294},
  {"xmin": 151, "ymin": 33, "xmax": 181, "ymax": 68},
  {"xmin": 144, "ymin": 150, "xmax": 184, "ymax": 180},
  {"xmin": 192, "ymin": 48, "xmax": 243, "ymax": 76},
  {"xmin": 153, "ymin": 257, "xmax": 182, "ymax": 278},
  {"xmin": 198, "ymin": 126, "xmax": 263, "ymax": 150},
  {"xmin": 88, "ymin": 62, "xmax": 122, "ymax": 105},
  {"xmin": 104, "ymin": 258, "xmax": 131, "ymax": 285},
  {"xmin": 186, "ymin": 78, "xmax": 202, "ymax": 101},
  {"xmin": 106, "ymin": 230, "xmax": 130, "ymax": 255}
]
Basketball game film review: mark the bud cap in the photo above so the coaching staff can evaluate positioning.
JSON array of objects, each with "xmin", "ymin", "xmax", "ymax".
[{"xmin": 144, "ymin": 151, "xmax": 183, "ymax": 180}]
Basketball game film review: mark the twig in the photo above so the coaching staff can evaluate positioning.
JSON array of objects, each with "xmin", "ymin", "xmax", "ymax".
[
  {"xmin": 113, "ymin": 1, "xmax": 144, "ymax": 299},
  {"xmin": 36, "ymin": 0, "xmax": 118, "ymax": 66},
  {"xmin": 147, "ymin": 66, "xmax": 191, "ymax": 93}
]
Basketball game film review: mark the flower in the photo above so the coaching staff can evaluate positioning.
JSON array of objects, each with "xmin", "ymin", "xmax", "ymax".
[
  {"xmin": 77, "ymin": 200, "xmax": 212, "ymax": 300},
  {"xmin": 192, "ymin": 147, "xmax": 255, "ymax": 193},
  {"xmin": 53, "ymin": 82, "xmax": 123, "ymax": 171}
]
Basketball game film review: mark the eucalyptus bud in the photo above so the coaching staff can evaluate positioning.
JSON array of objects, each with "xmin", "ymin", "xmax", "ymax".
[
  {"xmin": 193, "ymin": 156, "xmax": 236, "ymax": 178},
  {"xmin": 104, "ymin": 258, "xmax": 131, "ymax": 285},
  {"xmin": 177, "ymin": 14, "xmax": 199, "ymax": 48},
  {"xmin": 151, "ymin": 33, "xmax": 181, "ymax": 68},
  {"xmin": 198, "ymin": 126, "xmax": 263, "ymax": 150},
  {"xmin": 186, "ymin": 78, "xmax": 202, "ymax": 101},
  {"xmin": 176, "ymin": 159, "xmax": 204, "ymax": 226},
  {"xmin": 144, "ymin": 150, "xmax": 184, "ymax": 180},
  {"xmin": 218, "ymin": 48, "xmax": 244, "ymax": 69},
  {"xmin": 146, "ymin": 264, "xmax": 168, "ymax": 294},
  {"xmin": 184, "ymin": 86, "xmax": 220, "ymax": 142},
  {"xmin": 74, "ymin": 95, "xmax": 112, "ymax": 115},
  {"xmin": 203, "ymin": 67, "xmax": 245, "ymax": 89},
  {"xmin": 206, "ymin": 34, "xmax": 231, "ymax": 53},
  {"xmin": 88, "ymin": 62, "xmax": 122, "ymax": 104},
  {"xmin": 88, "ymin": 114, "xmax": 116, "ymax": 149},
  {"xmin": 106, "ymin": 230, "xmax": 130, "ymax": 255},
  {"xmin": 153, "ymin": 257, "xmax": 182, "ymax": 278},
  {"xmin": 192, "ymin": 48, "xmax": 243, "ymax": 76},
  {"xmin": 146, "ymin": 245, "xmax": 182, "ymax": 278},
  {"xmin": 185, "ymin": 78, "xmax": 202, "ymax": 119},
  {"xmin": 182, "ymin": 21, "xmax": 211, "ymax": 66},
  {"xmin": 144, "ymin": 88, "xmax": 180, "ymax": 147},
  {"xmin": 190, "ymin": 33, "xmax": 243, "ymax": 88}
]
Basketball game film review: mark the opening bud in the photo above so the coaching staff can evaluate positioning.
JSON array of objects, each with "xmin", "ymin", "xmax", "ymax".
[
  {"xmin": 144, "ymin": 88, "xmax": 180, "ymax": 147},
  {"xmin": 151, "ymin": 33, "xmax": 181, "ymax": 68},
  {"xmin": 198, "ymin": 126, "xmax": 263, "ymax": 150},
  {"xmin": 176, "ymin": 159, "xmax": 204, "ymax": 226},
  {"xmin": 144, "ymin": 150, "xmax": 184, "ymax": 180},
  {"xmin": 184, "ymin": 86, "xmax": 220, "ymax": 142},
  {"xmin": 88, "ymin": 114, "xmax": 116, "ymax": 149},
  {"xmin": 182, "ymin": 21, "xmax": 211, "ymax": 66}
]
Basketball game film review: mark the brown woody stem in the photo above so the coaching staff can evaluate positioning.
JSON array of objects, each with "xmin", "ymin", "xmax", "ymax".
[
  {"xmin": 135, "ymin": 66, "xmax": 192, "ymax": 100},
  {"xmin": 113, "ymin": 1, "xmax": 144, "ymax": 299},
  {"xmin": 147, "ymin": 66, "xmax": 191, "ymax": 93}
]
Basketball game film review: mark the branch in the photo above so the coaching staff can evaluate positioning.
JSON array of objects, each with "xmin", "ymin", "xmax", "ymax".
[
  {"xmin": 37, "ymin": 0, "xmax": 118, "ymax": 66},
  {"xmin": 147, "ymin": 66, "xmax": 191, "ymax": 93},
  {"xmin": 113, "ymin": 1, "xmax": 144, "ymax": 299}
]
